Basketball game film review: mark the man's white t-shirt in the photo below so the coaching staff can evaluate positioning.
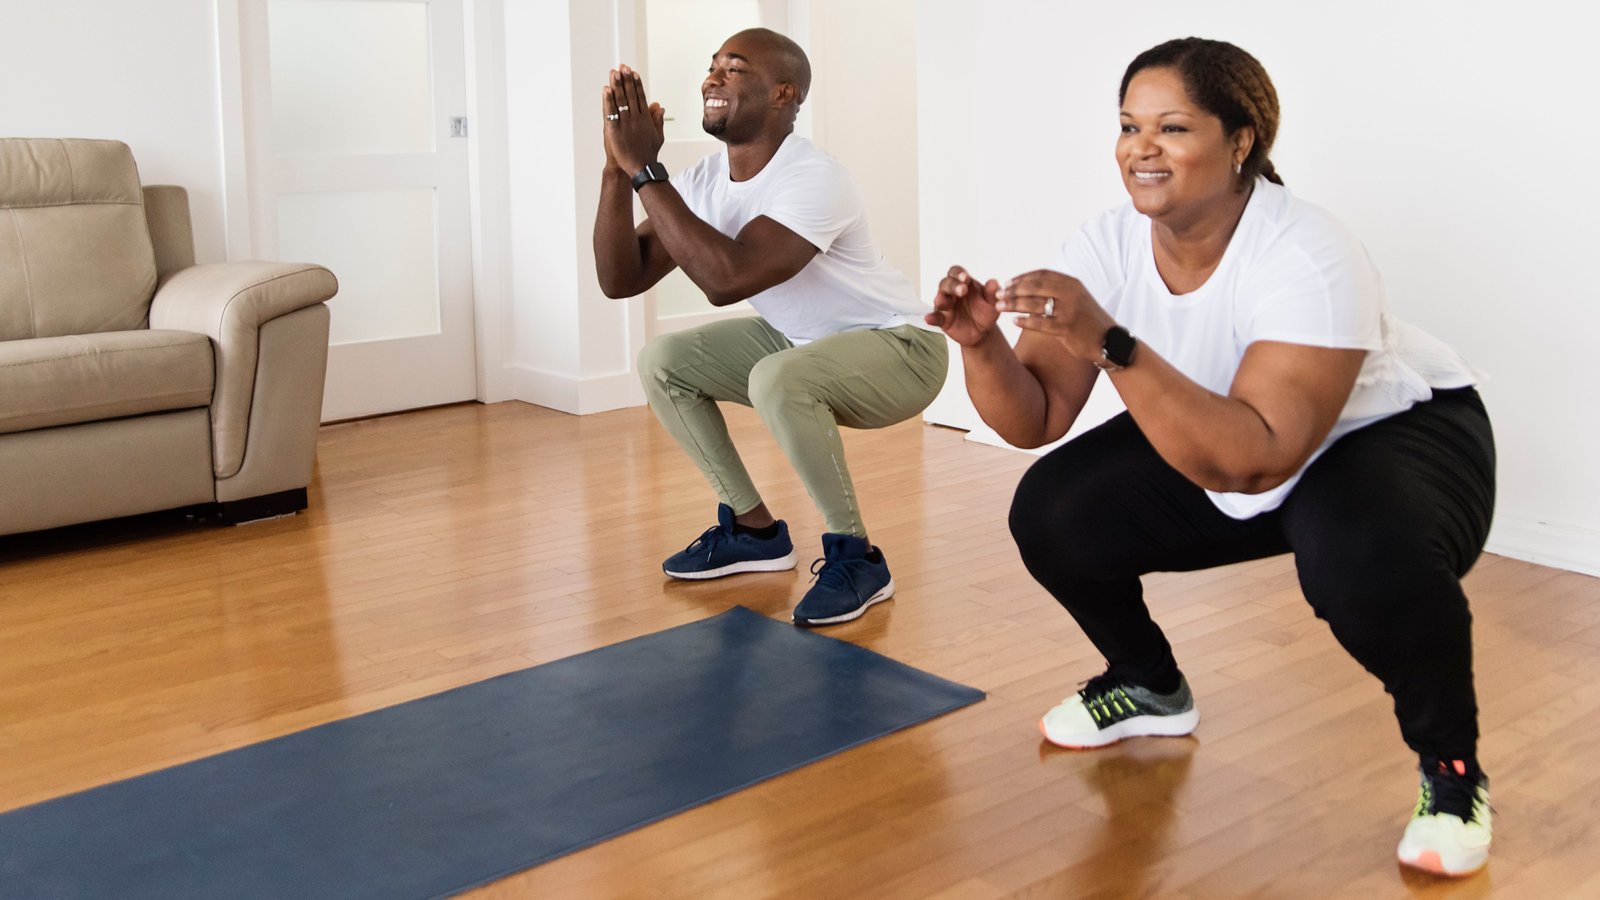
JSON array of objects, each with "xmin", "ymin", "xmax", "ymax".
[
  {"xmin": 670, "ymin": 134, "xmax": 933, "ymax": 344},
  {"xmin": 1061, "ymin": 178, "xmax": 1479, "ymax": 519}
]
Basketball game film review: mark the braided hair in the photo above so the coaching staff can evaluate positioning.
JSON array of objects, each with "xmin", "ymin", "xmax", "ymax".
[{"xmin": 1119, "ymin": 38, "xmax": 1283, "ymax": 187}]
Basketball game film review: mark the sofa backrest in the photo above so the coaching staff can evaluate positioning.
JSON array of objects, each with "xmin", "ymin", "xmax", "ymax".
[{"xmin": 0, "ymin": 138, "xmax": 159, "ymax": 341}]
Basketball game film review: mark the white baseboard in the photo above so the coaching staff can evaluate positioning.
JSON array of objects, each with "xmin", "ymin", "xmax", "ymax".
[
  {"xmin": 1485, "ymin": 515, "xmax": 1600, "ymax": 577},
  {"xmin": 511, "ymin": 366, "xmax": 645, "ymax": 415}
]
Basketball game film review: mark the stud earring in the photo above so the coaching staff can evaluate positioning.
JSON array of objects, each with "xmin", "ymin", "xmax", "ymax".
[{"xmin": 1234, "ymin": 161, "xmax": 1243, "ymax": 175}]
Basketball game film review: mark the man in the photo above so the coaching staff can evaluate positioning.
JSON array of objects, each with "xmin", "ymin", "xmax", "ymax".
[{"xmin": 593, "ymin": 28, "xmax": 947, "ymax": 626}]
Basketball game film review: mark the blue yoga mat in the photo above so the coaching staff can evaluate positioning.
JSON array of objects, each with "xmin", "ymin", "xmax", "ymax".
[{"xmin": 0, "ymin": 606, "xmax": 983, "ymax": 899}]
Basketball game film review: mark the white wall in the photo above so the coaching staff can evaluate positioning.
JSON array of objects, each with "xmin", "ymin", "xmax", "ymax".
[
  {"xmin": 917, "ymin": 0, "xmax": 1600, "ymax": 575},
  {"xmin": 3, "ymin": 0, "xmax": 229, "ymax": 264},
  {"xmin": 809, "ymin": 0, "xmax": 920, "ymax": 283},
  {"xmin": 494, "ymin": 0, "xmax": 647, "ymax": 414}
]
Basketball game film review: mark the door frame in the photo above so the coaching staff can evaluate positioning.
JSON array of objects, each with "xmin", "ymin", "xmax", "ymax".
[{"xmin": 215, "ymin": 0, "xmax": 515, "ymax": 408}]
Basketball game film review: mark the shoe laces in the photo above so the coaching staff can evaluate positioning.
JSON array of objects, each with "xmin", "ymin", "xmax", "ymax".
[
  {"xmin": 1416, "ymin": 758, "xmax": 1489, "ymax": 824},
  {"xmin": 808, "ymin": 556, "xmax": 864, "ymax": 603},
  {"xmin": 1077, "ymin": 672, "xmax": 1141, "ymax": 724},
  {"xmin": 683, "ymin": 524, "xmax": 731, "ymax": 561}
]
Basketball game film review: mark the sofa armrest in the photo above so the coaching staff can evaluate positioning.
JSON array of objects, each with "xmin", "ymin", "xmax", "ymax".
[{"xmin": 149, "ymin": 261, "xmax": 337, "ymax": 478}]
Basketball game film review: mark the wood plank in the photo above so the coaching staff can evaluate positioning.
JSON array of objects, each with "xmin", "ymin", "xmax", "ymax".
[{"xmin": 1, "ymin": 400, "xmax": 1593, "ymax": 896}]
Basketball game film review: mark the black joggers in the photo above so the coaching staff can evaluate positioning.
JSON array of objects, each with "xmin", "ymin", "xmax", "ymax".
[{"xmin": 1008, "ymin": 388, "xmax": 1496, "ymax": 761}]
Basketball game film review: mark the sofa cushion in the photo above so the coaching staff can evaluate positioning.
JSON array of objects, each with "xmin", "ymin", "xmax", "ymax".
[
  {"xmin": 0, "ymin": 139, "xmax": 158, "ymax": 341},
  {"xmin": 0, "ymin": 329, "xmax": 213, "ymax": 436}
]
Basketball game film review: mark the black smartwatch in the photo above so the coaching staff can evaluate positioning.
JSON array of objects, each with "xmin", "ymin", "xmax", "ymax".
[
  {"xmin": 1095, "ymin": 325, "xmax": 1137, "ymax": 371},
  {"xmin": 630, "ymin": 162, "xmax": 669, "ymax": 192}
]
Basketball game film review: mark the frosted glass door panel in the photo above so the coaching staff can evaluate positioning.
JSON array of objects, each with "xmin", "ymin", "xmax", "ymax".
[
  {"xmin": 646, "ymin": 0, "xmax": 762, "ymax": 143},
  {"xmin": 269, "ymin": 0, "xmax": 433, "ymax": 157},
  {"xmin": 277, "ymin": 189, "xmax": 440, "ymax": 345},
  {"xmin": 244, "ymin": 0, "xmax": 474, "ymax": 420}
]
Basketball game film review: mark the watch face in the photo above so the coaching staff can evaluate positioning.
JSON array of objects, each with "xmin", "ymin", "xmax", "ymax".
[
  {"xmin": 1103, "ymin": 326, "xmax": 1136, "ymax": 368},
  {"xmin": 631, "ymin": 163, "xmax": 669, "ymax": 192}
]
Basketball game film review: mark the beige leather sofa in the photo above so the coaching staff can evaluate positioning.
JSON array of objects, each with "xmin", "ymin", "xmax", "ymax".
[{"xmin": 1, "ymin": 138, "xmax": 338, "ymax": 536}]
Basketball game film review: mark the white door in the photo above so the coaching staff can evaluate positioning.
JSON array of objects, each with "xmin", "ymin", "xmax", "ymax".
[
  {"xmin": 241, "ymin": 0, "xmax": 477, "ymax": 421},
  {"xmin": 635, "ymin": 0, "xmax": 790, "ymax": 337}
]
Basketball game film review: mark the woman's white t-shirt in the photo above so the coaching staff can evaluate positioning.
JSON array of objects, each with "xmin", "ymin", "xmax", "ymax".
[
  {"xmin": 670, "ymin": 134, "xmax": 933, "ymax": 344},
  {"xmin": 1061, "ymin": 178, "xmax": 1479, "ymax": 519}
]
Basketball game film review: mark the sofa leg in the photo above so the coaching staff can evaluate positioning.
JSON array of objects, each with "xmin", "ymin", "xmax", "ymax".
[{"xmin": 219, "ymin": 488, "xmax": 309, "ymax": 525}]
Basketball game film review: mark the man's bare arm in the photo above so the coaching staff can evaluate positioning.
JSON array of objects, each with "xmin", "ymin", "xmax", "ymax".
[
  {"xmin": 594, "ymin": 164, "xmax": 678, "ymax": 299},
  {"xmin": 636, "ymin": 184, "xmax": 817, "ymax": 305}
]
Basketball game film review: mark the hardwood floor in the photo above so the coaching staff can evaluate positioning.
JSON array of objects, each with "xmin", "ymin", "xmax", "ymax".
[{"xmin": 2, "ymin": 400, "xmax": 1597, "ymax": 898}]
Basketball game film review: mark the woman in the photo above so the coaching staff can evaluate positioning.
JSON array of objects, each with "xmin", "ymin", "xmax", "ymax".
[{"xmin": 928, "ymin": 38, "xmax": 1495, "ymax": 877}]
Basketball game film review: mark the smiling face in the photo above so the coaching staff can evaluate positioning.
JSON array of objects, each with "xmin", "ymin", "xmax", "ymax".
[
  {"xmin": 1117, "ymin": 67, "xmax": 1253, "ymax": 224},
  {"xmin": 701, "ymin": 34, "xmax": 777, "ymax": 141}
]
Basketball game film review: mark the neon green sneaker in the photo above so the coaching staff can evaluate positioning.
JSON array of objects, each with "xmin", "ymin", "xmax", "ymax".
[
  {"xmin": 1038, "ymin": 672, "xmax": 1199, "ymax": 749},
  {"xmin": 1396, "ymin": 757, "xmax": 1492, "ymax": 877}
]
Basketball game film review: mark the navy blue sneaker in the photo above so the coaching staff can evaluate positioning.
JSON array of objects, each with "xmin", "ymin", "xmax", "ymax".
[
  {"xmin": 662, "ymin": 504, "xmax": 798, "ymax": 580},
  {"xmin": 791, "ymin": 533, "xmax": 895, "ymax": 627}
]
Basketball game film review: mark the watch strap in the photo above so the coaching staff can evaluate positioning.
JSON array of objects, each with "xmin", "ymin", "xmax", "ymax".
[{"xmin": 630, "ymin": 162, "xmax": 669, "ymax": 192}]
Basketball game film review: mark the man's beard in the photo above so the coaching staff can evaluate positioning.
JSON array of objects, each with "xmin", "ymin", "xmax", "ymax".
[{"xmin": 702, "ymin": 117, "xmax": 727, "ymax": 137}]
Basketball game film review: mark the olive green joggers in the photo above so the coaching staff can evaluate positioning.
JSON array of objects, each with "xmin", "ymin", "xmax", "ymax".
[{"xmin": 637, "ymin": 317, "xmax": 949, "ymax": 538}]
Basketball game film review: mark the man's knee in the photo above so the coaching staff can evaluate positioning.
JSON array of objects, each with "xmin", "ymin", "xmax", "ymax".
[
  {"xmin": 637, "ymin": 332, "xmax": 696, "ymax": 385},
  {"xmin": 747, "ymin": 351, "xmax": 817, "ymax": 413}
]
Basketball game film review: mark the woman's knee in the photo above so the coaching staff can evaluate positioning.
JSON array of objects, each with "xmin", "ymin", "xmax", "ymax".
[
  {"xmin": 1295, "ymin": 529, "xmax": 1464, "ymax": 629},
  {"xmin": 1008, "ymin": 457, "xmax": 1107, "ymax": 574},
  {"xmin": 1008, "ymin": 463, "xmax": 1057, "ymax": 539}
]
